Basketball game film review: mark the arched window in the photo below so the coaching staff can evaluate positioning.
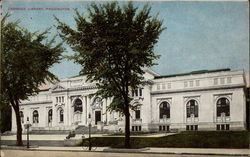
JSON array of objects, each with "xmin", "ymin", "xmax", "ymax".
[
  {"xmin": 20, "ymin": 111, "xmax": 24, "ymax": 123},
  {"xmin": 159, "ymin": 101, "xmax": 170, "ymax": 119},
  {"xmin": 186, "ymin": 100, "xmax": 198, "ymax": 118},
  {"xmin": 59, "ymin": 109, "xmax": 64, "ymax": 122},
  {"xmin": 217, "ymin": 97, "xmax": 230, "ymax": 117},
  {"xmin": 33, "ymin": 110, "xmax": 39, "ymax": 123},
  {"xmin": 74, "ymin": 99, "xmax": 83, "ymax": 112},
  {"xmin": 48, "ymin": 109, "xmax": 52, "ymax": 123},
  {"xmin": 134, "ymin": 105, "xmax": 141, "ymax": 120},
  {"xmin": 135, "ymin": 109, "xmax": 140, "ymax": 119}
]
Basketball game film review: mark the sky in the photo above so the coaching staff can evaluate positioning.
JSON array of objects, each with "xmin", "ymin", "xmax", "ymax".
[{"xmin": 3, "ymin": 1, "xmax": 249, "ymax": 79}]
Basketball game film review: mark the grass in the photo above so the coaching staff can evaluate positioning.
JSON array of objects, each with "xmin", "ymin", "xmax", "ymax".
[
  {"xmin": 105, "ymin": 131, "xmax": 157, "ymax": 136},
  {"xmin": 77, "ymin": 131, "xmax": 249, "ymax": 149}
]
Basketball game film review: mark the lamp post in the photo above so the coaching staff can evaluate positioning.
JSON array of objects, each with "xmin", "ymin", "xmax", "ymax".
[
  {"xmin": 25, "ymin": 117, "xmax": 31, "ymax": 148},
  {"xmin": 88, "ymin": 113, "xmax": 92, "ymax": 151}
]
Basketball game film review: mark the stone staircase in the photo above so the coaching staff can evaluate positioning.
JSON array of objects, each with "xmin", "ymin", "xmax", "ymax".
[
  {"xmin": 23, "ymin": 125, "xmax": 111, "ymax": 134},
  {"xmin": 29, "ymin": 126, "xmax": 72, "ymax": 134},
  {"xmin": 75, "ymin": 125, "xmax": 109, "ymax": 134},
  {"xmin": 29, "ymin": 130, "xmax": 70, "ymax": 134}
]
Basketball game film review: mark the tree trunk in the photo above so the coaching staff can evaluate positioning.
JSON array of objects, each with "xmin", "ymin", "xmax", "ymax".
[
  {"xmin": 124, "ymin": 99, "xmax": 130, "ymax": 148},
  {"xmin": 12, "ymin": 102, "xmax": 23, "ymax": 146}
]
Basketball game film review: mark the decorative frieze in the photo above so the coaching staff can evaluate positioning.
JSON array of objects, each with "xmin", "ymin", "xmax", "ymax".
[{"xmin": 20, "ymin": 100, "xmax": 52, "ymax": 105}]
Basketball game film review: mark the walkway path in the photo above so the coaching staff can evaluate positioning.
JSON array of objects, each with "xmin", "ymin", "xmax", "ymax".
[{"xmin": 1, "ymin": 145, "xmax": 249, "ymax": 156}]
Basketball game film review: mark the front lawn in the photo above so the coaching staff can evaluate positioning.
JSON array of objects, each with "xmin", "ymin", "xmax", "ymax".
[{"xmin": 77, "ymin": 131, "xmax": 249, "ymax": 148}]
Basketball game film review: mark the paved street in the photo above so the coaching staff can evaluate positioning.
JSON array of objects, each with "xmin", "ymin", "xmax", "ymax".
[{"xmin": 1, "ymin": 150, "xmax": 248, "ymax": 157}]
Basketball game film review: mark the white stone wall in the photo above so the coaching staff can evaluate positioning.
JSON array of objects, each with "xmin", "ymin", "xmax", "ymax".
[{"xmin": 11, "ymin": 69, "xmax": 247, "ymax": 132}]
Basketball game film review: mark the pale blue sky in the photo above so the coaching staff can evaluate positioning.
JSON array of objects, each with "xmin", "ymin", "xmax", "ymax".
[{"xmin": 3, "ymin": 1, "xmax": 249, "ymax": 79}]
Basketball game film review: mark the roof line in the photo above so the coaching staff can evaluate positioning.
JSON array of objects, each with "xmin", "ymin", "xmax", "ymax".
[{"xmin": 155, "ymin": 68, "xmax": 231, "ymax": 79}]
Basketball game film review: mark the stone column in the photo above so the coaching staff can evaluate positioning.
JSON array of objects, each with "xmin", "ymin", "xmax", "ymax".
[
  {"xmin": 68, "ymin": 96, "xmax": 72, "ymax": 126},
  {"xmin": 86, "ymin": 95, "xmax": 91, "ymax": 125},
  {"xmin": 85, "ymin": 96, "xmax": 88, "ymax": 125},
  {"xmin": 52, "ymin": 98, "xmax": 57, "ymax": 127},
  {"xmin": 66, "ymin": 82, "xmax": 70, "ymax": 127}
]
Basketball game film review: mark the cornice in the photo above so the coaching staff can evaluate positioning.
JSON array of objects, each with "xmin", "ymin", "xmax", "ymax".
[
  {"xmin": 151, "ymin": 84, "xmax": 245, "ymax": 95},
  {"xmin": 51, "ymin": 85, "xmax": 97, "ymax": 93},
  {"xmin": 20, "ymin": 100, "xmax": 52, "ymax": 105}
]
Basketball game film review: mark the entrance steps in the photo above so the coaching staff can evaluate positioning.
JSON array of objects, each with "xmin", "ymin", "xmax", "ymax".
[
  {"xmin": 75, "ymin": 125, "xmax": 110, "ymax": 134},
  {"xmin": 30, "ymin": 130, "xmax": 70, "ymax": 134},
  {"xmin": 29, "ymin": 126, "xmax": 73, "ymax": 134},
  {"xmin": 25, "ymin": 125, "xmax": 110, "ymax": 134}
]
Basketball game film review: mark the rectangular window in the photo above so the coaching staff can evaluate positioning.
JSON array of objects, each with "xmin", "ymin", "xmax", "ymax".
[
  {"xmin": 214, "ymin": 78, "xmax": 218, "ymax": 85},
  {"xmin": 139, "ymin": 88, "xmax": 142, "ymax": 96},
  {"xmin": 162, "ymin": 83, "xmax": 166, "ymax": 90},
  {"xmin": 135, "ymin": 89, "xmax": 138, "ymax": 97},
  {"xmin": 59, "ymin": 97, "xmax": 61, "ymax": 103},
  {"xmin": 184, "ymin": 81, "xmax": 188, "ymax": 87},
  {"xmin": 56, "ymin": 97, "xmax": 58, "ymax": 103},
  {"xmin": 135, "ymin": 126, "xmax": 138, "ymax": 131},
  {"xmin": 221, "ymin": 124, "xmax": 225, "ymax": 130},
  {"xmin": 132, "ymin": 126, "xmax": 134, "ymax": 131},
  {"xmin": 157, "ymin": 84, "xmax": 161, "ymax": 90},
  {"xmin": 190, "ymin": 125, "xmax": 194, "ymax": 131},
  {"xmin": 227, "ymin": 77, "xmax": 232, "ymax": 84},
  {"xmin": 216, "ymin": 125, "xmax": 220, "ymax": 130},
  {"xmin": 62, "ymin": 96, "xmax": 64, "ymax": 102},
  {"xmin": 186, "ymin": 125, "xmax": 189, "ymax": 131},
  {"xmin": 163, "ymin": 125, "xmax": 165, "ymax": 131},
  {"xmin": 195, "ymin": 125, "xmax": 198, "ymax": 131},
  {"xmin": 167, "ymin": 125, "xmax": 170, "ymax": 131},
  {"xmin": 196, "ymin": 80, "xmax": 200, "ymax": 86},
  {"xmin": 189, "ymin": 81, "xmax": 193, "ymax": 87},
  {"xmin": 139, "ymin": 126, "xmax": 142, "ymax": 131},
  {"xmin": 220, "ymin": 78, "xmax": 225, "ymax": 84},
  {"xmin": 159, "ymin": 126, "xmax": 162, "ymax": 131},
  {"xmin": 217, "ymin": 124, "xmax": 229, "ymax": 131},
  {"xmin": 135, "ymin": 110, "xmax": 140, "ymax": 119},
  {"xmin": 167, "ymin": 83, "xmax": 171, "ymax": 89}
]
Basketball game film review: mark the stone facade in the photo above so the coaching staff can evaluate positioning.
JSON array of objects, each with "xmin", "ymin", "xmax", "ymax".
[{"xmin": 11, "ymin": 68, "xmax": 247, "ymax": 133}]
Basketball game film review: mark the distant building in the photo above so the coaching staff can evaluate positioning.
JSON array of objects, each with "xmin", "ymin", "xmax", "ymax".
[{"xmin": 11, "ymin": 68, "xmax": 248, "ymax": 133}]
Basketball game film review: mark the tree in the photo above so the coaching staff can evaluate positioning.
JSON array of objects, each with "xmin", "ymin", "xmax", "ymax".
[
  {"xmin": 55, "ymin": 2, "xmax": 164, "ymax": 148},
  {"xmin": 0, "ymin": 96, "xmax": 12, "ymax": 133},
  {"xmin": 1, "ymin": 14, "xmax": 64, "ymax": 146}
]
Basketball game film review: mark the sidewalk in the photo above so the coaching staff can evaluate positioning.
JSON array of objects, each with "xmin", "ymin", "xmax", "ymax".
[
  {"xmin": 1, "ymin": 145, "xmax": 249, "ymax": 156},
  {"xmin": 1, "ymin": 133, "xmax": 171, "ymax": 141}
]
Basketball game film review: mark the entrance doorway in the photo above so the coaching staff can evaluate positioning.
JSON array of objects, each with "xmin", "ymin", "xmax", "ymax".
[{"xmin": 95, "ymin": 111, "xmax": 101, "ymax": 125}]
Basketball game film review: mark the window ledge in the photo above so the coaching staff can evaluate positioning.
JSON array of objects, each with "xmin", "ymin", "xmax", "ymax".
[{"xmin": 134, "ymin": 118, "xmax": 142, "ymax": 121}]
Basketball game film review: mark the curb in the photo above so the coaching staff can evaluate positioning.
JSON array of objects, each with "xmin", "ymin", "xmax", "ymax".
[
  {"xmin": 103, "ymin": 147, "xmax": 150, "ymax": 153},
  {"xmin": 1, "ymin": 147, "xmax": 249, "ymax": 156}
]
